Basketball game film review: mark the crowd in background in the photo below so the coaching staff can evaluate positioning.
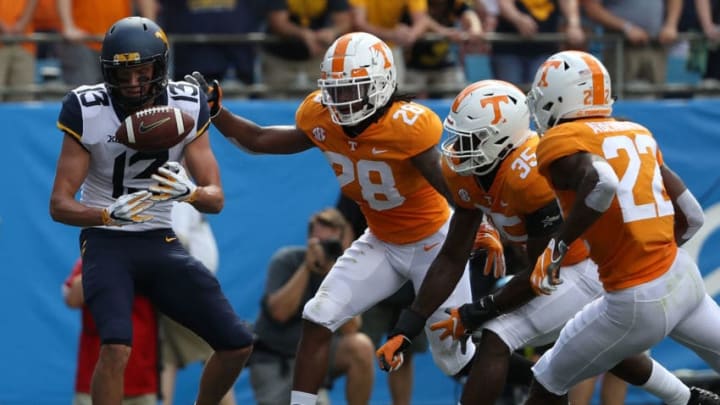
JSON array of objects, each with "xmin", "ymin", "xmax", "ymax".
[{"xmin": 2, "ymin": 0, "xmax": 720, "ymax": 101}]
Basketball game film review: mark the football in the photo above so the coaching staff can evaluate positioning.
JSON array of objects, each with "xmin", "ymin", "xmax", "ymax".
[{"xmin": 116, "ymin": 106, "xmax": 194, "ymax": 152}]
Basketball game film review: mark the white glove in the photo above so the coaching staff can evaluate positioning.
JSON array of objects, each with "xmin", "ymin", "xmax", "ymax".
[
  {"xmin": 148, "ymin": 162, "xmax": 198, "ymax": 202},
  {"xmin": 530, "ymin": 238, "xmax": 568, "ymax": 295},
  {"xmin": 102, "ymin": 190, "xmax": 155, "ymax": 226}
]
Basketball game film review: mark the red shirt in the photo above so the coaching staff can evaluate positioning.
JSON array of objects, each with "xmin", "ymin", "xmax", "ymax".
[{"xmin": 64, "ymin": 259, "xmax": 158, "ymax": 395}]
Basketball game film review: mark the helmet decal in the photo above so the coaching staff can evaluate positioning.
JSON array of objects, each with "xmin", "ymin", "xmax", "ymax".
[
  {"xmin": 154, "ymin": 29, "xmax": 169, "ymax": 47},
  {"xmin": 538, "ymin": 60, "xmax": 563, "ymax": 87}
]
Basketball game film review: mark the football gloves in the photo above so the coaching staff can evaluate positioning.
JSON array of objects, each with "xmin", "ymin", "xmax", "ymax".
[
  {"xmin": 376, "ymin": 308, "xmax": 426, "ymax": 372},
  {"xmin": 148, "ymin": 162, "xmax": 198, "ymax": 203},
  {"xmin": 184, "ymin": 71, "xmax": 223, "ymax": 119},
  {"xmin": 530, "ymin": 238, "xmax": 568, "ymax": 295},
  {"xmin": 102, "ymin": 190, "xmax": 155, "ymax": 226},
  {"xmin": 473, "ymin": 222, "xmax": 506, "ymax": 278},
  {"xmin": 429, "ymin": 295, "xmax": 499, "ymax": 353}
]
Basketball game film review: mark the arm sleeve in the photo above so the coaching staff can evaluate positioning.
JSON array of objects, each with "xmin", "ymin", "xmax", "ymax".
[
  {"xmin": 525, "ymin": 201, "xmax": 563, "ymax": 239},
  {"xmin": 57, "ymin": 92, "xmax": 83, "ymax": 141}
]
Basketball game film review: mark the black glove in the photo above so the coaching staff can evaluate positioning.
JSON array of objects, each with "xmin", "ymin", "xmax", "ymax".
[
  {"xmin": 376, "ymin": 308, "xmax": 426, "ymax": 372},
  {"xmin": 457, "ymin": 294, "xmax": 500, "ymax": 332},
  {"xmin": 184, "ymin": 71, "xmax": 223, "ymax": 119}
]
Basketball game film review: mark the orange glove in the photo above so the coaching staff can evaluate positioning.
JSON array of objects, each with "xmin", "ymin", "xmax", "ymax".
[
  {"xmin": 473, "ymin": 223, "xmax": 506, "ymax": 278},
  {"xmin": 530, "ymin": 238, "xmax": 568, "ymax": 295},
  {"xmin": 376, "ymin": 334, "xmax": 411, "ymax": 372},
  {"xmin": 430, "ymin": 308, "xmax": 465, "ymax": 340},
  {"xmin": 429, "ymin": 308, "xmax": 470, "ymax": 354},
  {"xmin": 376, "ymin": 308, "xmax": 425, "ymax": 372}
]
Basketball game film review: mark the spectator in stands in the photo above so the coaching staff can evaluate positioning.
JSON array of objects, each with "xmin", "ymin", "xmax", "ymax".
[
  {"xmin": 153, "ymin": 0, "xmax": 264, "ymax": 86},
  {"xmin": 581, "ymin": 0, "xmax": 683, "ymax": 86},
  {"xmin": 248, "ymin": 207, "xmax": 375, "ymax": 405},
  {"xmin": 0, "ymin": 0, "xmax": 39, "ymax": 101},
  {"xmin": 475, "ymin": 0, "xmax": 499, "ymax": 32},
  {"xmin": 694, "ymin": 0, "xmax": 720, "ymax": 82},
  {"xmin": 492, "ymin": 0, "xmax": 584, "ymax": 87},
  {"xmin": 32, "ymin": 0, "xmax": 62, "ymax": 81},
  {"xmin": 260, "ymin": 0, "xmax": 352, "ymax": 97},
  {"xmin": 405, "ymin": 0, "xmax": 484, "ymax": 98},
  {"xmin": 159, "ymin": 201, "xmax": 236, "ymax": 405},
  {"xmin": 63, "ymin": 258, "xmax": 159, "ymax": 405},
  {"xmin": 349, "ymin": 0, "xmax": 433, "ymax": 86},
  {"xmin": 57, "ymin": 0, "xmax": 155, "ymax": 85},
  {"xmin": 336, "ymin": 194, "xmax": 429, "ymax": 405}
]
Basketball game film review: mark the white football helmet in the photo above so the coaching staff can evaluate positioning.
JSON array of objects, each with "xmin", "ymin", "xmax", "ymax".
[
  {"xmin": 318, "ymin": 32, "xmax": 397, "ymax": 126},
  {"xmin": 441, "ymin": 80, "xmax": 530, "ymax": 176},
  {"xmin": 527, "ymin": 50, "xmax": 613, "ymax": 134}
]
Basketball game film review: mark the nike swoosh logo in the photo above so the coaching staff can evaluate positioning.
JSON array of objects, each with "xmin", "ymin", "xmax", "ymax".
[
  {"xmin": 500, "ymin": 200, "xmax": 509, "ymax": 207},
  {"xmin": 372, "ymin": 147, "xmax": 388, "ymax": 155},
  {"xmin": 423, "ymin": 242, "xmax": 441, "ymax": 252},
  {"xmin": 165, "ymin": 236, "xmax": 177, "ymax": 243},
  {"xmin": 139, "ymin": 117, "xmax": 172, "ymax": 134}
]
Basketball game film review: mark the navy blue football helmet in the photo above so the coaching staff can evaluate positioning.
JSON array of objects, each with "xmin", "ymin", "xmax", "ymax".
[{"xmin": 100, "ymin": 17, "xmax": 169, "ymax": 109}]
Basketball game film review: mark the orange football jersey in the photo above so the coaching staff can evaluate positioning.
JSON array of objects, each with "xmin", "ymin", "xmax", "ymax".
[
  {"xmin": 442, "ymin": 134, "xmax": 588, "ymax": 265},
  {"xmin": 536, "ymin": 118, "xmax": 677, "ymax": 291},
  {"xmin": 296, "ymin": 91, "xmax": 451, "ymax": 244}
]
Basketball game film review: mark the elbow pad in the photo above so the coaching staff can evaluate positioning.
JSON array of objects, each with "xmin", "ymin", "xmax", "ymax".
[
  {"xmin": 584, "ymin": 160, "xmax": 619, "ymax": 212},
  {"xmin": 676, "ymin": 189, "xmax": 704, "ymax": 240}
]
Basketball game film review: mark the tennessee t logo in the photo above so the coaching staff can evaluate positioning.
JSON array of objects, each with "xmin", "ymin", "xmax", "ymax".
[
  {"xmin": 538, "ymin": 60, "xmax": 563, "ymax": 87},
  {"xmin": 480, "ymin": 95, "xmax": 510, "ymax": 124},
  {"xmin": 371, "ymin": 42, "xmax": 392, "ymax": 68}
]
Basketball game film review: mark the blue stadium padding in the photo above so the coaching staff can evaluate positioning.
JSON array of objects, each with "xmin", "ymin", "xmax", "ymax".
[{"xmin": 1, "ymin": 97, "xmax": 719, "ymax": 404}]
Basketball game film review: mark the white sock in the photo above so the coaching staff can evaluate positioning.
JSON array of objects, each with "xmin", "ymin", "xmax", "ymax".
[
  {"xmin": 291, "ymin": 390, "xmax": 318, "ymax": 405},
  {"xmin": 641, "ymin": 360, "xmax": 690, "ymax": 405}
]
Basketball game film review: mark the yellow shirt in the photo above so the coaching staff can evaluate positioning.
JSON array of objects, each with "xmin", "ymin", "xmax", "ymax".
[{"xmin": 349, "ymin": 0, "xmax": 427, "ymax": 28}]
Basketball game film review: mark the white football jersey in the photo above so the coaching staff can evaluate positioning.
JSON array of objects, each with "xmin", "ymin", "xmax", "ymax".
[{"xmin": 57, "ymin": 81, "xmax": 211, "ymax": 231}]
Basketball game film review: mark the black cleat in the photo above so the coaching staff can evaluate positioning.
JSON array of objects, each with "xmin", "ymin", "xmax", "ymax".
[{"xmin": 688, "ymin": 387, "xmax": 720, "ymax": 405}]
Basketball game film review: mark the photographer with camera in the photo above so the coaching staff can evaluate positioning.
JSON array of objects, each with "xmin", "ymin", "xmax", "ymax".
[{"xmin": 248, "ymin": 207, "xmax": 375, "ymax": 405}]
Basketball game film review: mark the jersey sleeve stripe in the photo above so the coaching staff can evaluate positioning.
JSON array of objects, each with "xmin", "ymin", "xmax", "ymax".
[{"xmin": 57, "ymin": 122, "xmax": 81, "ymax": 141}]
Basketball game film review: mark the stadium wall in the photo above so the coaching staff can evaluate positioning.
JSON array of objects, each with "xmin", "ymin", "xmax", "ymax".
[{"xmin": 1, "ymin": 98, "xmax": 719, "ymax": 404}]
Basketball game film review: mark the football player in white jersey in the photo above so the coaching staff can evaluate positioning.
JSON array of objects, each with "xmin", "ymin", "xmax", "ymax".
[{"xmin": 49, "ymin": 17, "xmax": 253, "ymax": 405}]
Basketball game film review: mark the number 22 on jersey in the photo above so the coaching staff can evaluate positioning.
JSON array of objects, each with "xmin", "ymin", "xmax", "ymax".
[{"xmin": 602, "ymin": 134, "xmax": 673, "ymax": 223}]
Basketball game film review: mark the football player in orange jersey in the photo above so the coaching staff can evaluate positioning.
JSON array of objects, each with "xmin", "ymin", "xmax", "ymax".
[
  {"xmin": 376, "ymin": 79, "xmax": 717, "ymax": 405},
  {"xmin": 186, "ymin": 32, "xmax": 477, "ymax": 405},
  {"xmin": 522, "ymin": 50, "xmax": 720, "ymax": 405}
]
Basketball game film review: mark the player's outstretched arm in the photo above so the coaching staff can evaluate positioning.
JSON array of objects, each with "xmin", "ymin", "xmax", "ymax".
[{"xmin": 186, "ymin": 71, "xmax": 314, "ymax": 155}]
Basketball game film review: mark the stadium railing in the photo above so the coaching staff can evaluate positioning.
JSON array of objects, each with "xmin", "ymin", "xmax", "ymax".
[{"xmin": 0, "ymin": 31, "xmax": 716, "ymax": 100}]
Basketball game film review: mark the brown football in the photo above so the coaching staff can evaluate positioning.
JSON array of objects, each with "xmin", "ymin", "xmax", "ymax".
[{"xmin": 116, "ymin": 106, "xmax": 195, "ymax": 152}]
